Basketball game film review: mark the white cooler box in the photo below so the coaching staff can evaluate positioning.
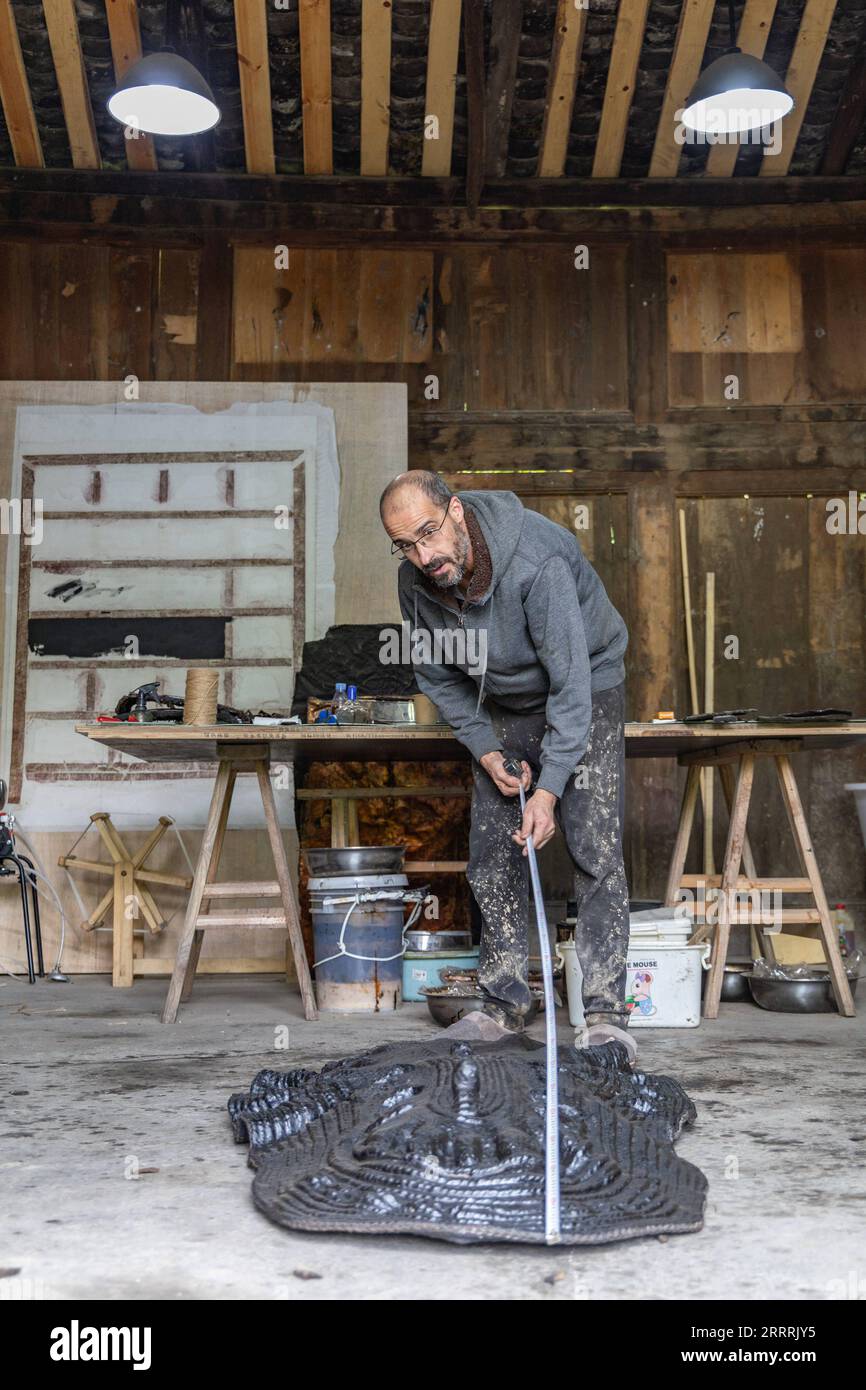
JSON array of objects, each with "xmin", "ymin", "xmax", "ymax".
[{"xmin": 559, "ymin": 909, "xmax": 711, "ymax": 1029}]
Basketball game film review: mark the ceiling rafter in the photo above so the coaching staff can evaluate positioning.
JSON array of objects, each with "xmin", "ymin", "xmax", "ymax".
[
  {"xmin": 421, "ymin": 0, "xmax": 462, "ymax": 178},
  {"xmin": 299, "ymin": 0, "xmax": 333, "ymax": 177},
  {"xmin": 43, "ymin": 0, "xmax": 101, "ymax": 170},
  {"xmin": 704, "ymin": 0, "xmax": 778, "ymax": 178},
  {"xmin": 0, "ymin": 0, "xmax": 44, "ymax": 167},
  {"xmin": 233, "ymin": 0, "xmax": 275, "ymax": 175},
  {"xmin": 821, "ymin": 16, "xmax": 866, "ymax": 175},
  {"xmin": 592, "ymin": 0, "xmax": 651, "ymax": 178},
  {"xmin": 360, "ymin": 0, "xmax": 392, "ymax": 177},
  {"xmin": 537, "ymin": 0, "xmax": 588, "ymax": 178},
  {"xmin": 760, "ymin": 0, "xmax": 839, "ymax": 177},
  {"xmin": 104, "ymin": 0, "xmax": 158, "ymax": 172},
  {"xmin": 648, "ymin": 0, "xmax": 716, "ymax": 179},
  {"xmin": 484, "ymin": 0, "xmax": 523, "ymax": 180}
]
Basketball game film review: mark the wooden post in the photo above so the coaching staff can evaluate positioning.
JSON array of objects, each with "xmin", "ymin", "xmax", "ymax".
[
  {"xmin": 704, "ymin": 753, "xmax": 754, "ymax": 1018},
  {"xmin": 702, "ymin": 571, "xmax": 715, "ymax": 876},
  {"xmin": 775, "ymin": 753, "xmax": 855, "ymax": 1017}
]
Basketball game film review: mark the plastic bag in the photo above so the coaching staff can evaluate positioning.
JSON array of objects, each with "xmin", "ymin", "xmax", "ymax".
[{"xmin": 752, "ymin": 949, "xmax": 861, "ymax": 982}]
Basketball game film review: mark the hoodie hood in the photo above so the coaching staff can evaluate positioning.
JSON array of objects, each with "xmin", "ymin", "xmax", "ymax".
[{"xmin": 453, "ymin": 490, "xmax": 526, "ymax": 600}]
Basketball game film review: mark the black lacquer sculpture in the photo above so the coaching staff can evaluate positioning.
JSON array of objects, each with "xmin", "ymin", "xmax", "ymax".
[{"xmin": 228, "ymin": 1037, "xmax": 707, "ymax": 1245}]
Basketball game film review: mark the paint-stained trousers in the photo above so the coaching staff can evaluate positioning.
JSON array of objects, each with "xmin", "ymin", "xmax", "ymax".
[{"xmin": 467, "ymin": 683, "xmax": 630, "ymax": 1031}]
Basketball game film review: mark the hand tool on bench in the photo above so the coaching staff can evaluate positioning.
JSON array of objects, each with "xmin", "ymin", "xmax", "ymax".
[{"xmin": 503, "ymin": 756, "xmax": 561, "ymax": 1244}]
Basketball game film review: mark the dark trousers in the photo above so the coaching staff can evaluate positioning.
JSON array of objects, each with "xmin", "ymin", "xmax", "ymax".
[{"xmin": 467, "ymin": 683, "xmax": 630, "ymax": 1030}]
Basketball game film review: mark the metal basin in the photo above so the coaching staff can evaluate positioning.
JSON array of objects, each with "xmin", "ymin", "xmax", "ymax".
[
  {"xmin": 303, "ymin": 845, "xmax": 405, "ymax": 876},
  {"xmin": 702, "ymin": 965, "xmax": 752, "ymax": 1002},
  {"xmin": 405, "ymin": 929, "xmax": 472, "ymax": 953},
  {"xmin": 422, "ymin": 986, "xmax": 540, "ymax": 1029},
  {"xmin": 748, "ymin": 973, "xmax": 859, "ymax": 1013}
]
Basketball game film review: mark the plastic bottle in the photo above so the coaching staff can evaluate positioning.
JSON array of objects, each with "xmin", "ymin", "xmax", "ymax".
[
  {"xmin": 336, "ymin": 683, "xmax": 370, "ymax": 724},
  {"xmin": 832, "ymin": 903, "xmax": 855, "ymax": 957},
  {"xmin": 331, "ymin": 682, "xmax": 348, "ymax": 717}
]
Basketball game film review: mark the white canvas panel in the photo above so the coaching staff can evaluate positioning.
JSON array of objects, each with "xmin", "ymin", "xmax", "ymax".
[
  {"xmin": 231, "ymin": 616, "xmax": 294, "ymax": 659},
  {"xmin": 33, "ymin": 515, "xmax": 293, "ymax": 563},
  {"xmin": 33, "ymin": 462, "xmax": 295, "ymax": 511},
  {"xmin": 233, "ymin": 567, "xmax": 293, "ymax": 608},
  {"xmin": 232, "ymin": 666, "xmax": 295, "ymax": 711},
  {"xmin": 29, "ymin": 567, "xmax": 229, "ymax": 613}
]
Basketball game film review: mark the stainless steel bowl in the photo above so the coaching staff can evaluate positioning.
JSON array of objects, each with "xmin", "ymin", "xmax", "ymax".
[
  {"xmin": 302, "ymin": 845, "xmax": 405, "ymax": 876},
  {"xmin": 422, "ymin": 987, "xmax": 540, "ymax": 1029},
  {"xmin": 702, "ymin": 964, "xmax": 752, "ymax": 1002},
  {"xmin": 748, "ymin": 973, "xmax": 859, "ymax": 1013},
  {"xmin": 405, "ymin": 929, "xmax": 472, "ymax": 953}
]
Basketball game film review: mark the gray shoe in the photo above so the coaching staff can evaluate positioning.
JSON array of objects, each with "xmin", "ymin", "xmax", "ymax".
[
  {"xmin": 575, "ymin": 1021, "xmax": 638, "ymax": 1066},
  {"xmin": 445, "ymin": 1010, "xmax": 515, "ymax": 1042}
]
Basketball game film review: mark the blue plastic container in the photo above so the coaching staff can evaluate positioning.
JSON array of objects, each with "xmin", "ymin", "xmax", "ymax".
[{"xmin": 402, "ymin": 947, "xmax": 481, "ymax": 1002}]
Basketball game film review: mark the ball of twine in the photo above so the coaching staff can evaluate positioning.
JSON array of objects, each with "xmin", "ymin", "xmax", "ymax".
[{"xmin": 184, "ymin": 668, "xmax": 219, "ymax": 725}]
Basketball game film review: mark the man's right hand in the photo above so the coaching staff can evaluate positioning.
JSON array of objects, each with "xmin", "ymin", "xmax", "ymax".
[{"xmin": 479, "ymin": 751, "xmax": 532, "ymax": 797}]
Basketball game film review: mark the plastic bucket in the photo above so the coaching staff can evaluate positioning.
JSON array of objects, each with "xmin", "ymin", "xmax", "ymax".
[
  {"xmin": 309, "ymin": 871, "xmax": 408, "ymax": 1013},
  {"xmin": 558, "ymin": 936, "xmax": 711, "ymax": 1028},
  {"xmin": 625, "ymin": 940, "xmax": 711, "ymax": 1028},
  {"xmin": 555, "ymin": 940, "xmax": 585, "ymax": 1030},
  {"xmin": 402, "ymin": 947, "xmax": 481, "ymax": 1002}
]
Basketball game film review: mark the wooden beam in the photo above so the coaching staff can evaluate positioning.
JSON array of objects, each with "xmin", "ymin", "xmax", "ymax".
[
  {"xmin": 761, "ymin": 0, "xmax": 839, "ymax": 177},
  {"xmin": 422, "ymin": 0, "xmax": 462, "ymax": 177},
  {"xmin": 233, "ymin": 0, "xmax": 275, "ymax": 174},
  {"xmin": 648, "ymin": 0, "xmax": 716, "ymax": 178},
  {"xmin": 703, "ymin": 0, "xmax": 777, "ymax": 177},
  {"xmin": 299, "ymin": 0, "xmax": 333, "ymax": 176},
  {"xmin": 822, "ymin": 23, "xmax": 866, "ymax": 174},
  {"xmin": 537, "ymin": 0, "xmax": 588, "ymax": 177},
  {"xmin": 4, "ymin": 171, "xmax": 866, "ymax": 244},
  {"xmin": 592, "ymin": 0, "xmax": 651, "ymax": 178},
  {"xmin": 0, "ymin": 0, "xmax": 44, "ymax": 167},
  {"xmin": 42, "ymin": 0, "xmax": 101, "ymax": 169},
  {"xmin": 485, "ymin": 0, "xmax": 523, "ymax": 179},
  {"xmin": 360, "ymin": 0, "xmax": 392, "ymax": 176},
  {"xmin": 462, "ymin": 0, "xmax": 485, "ymax": 214},
  {"xmin": 104, "ymin": 0, "xmax": 158, "ymax": 171}
]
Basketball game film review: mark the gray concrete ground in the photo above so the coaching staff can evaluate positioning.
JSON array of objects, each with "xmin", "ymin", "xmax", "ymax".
[{"xmin": 1, "ymin": 974, "xmax": 864, "ymax": 1302}]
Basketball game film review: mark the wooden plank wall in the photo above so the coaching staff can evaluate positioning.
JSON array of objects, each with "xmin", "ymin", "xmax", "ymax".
[{"xmin": 0, "ymin": 232, "xmax": 864, "ymax": 918}]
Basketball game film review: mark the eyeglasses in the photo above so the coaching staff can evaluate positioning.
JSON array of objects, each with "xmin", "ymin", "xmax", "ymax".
[{"xmin": 390, "ymin": 500, "xmax": 453, "ymax": 557}]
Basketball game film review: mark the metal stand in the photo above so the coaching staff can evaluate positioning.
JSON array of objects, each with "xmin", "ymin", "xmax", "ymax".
[{"xmin": 1, "ymin": 853, "xmax": 44, "ymax": 984}]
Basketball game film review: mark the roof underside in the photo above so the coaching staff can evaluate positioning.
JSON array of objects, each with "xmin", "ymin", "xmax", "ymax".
[{"xmin": 0, "ymin": 0, "xmax": 864, "ymax": 183}]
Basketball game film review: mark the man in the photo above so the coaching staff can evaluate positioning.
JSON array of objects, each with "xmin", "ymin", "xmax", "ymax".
[{"xmin": 380, "ymin": 472, "xmax": 633, "ymax": 1061}]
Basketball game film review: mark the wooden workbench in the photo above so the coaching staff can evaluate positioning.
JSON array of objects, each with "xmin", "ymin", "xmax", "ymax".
[{"xmin": 76, "ymin": 721, "xmax": 865, "ymax": 1021}]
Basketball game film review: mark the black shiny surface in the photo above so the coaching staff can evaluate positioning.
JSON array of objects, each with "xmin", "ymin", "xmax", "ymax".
[{"xmin": 228, "ymin": 1036, "xmax": 707, "ymax": 1245}]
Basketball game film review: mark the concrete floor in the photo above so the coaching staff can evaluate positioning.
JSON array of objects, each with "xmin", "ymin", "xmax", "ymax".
[{"xmin": 2, "ymin": 974, "xmax": 865, "ymax": 1302}]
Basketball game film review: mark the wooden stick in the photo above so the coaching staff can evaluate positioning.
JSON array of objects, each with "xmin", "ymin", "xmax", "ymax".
[
  {"xmin": 703, "ymin": 753, "xmax": 754, "ymax": 1017},
  {"xmin": 256, "ymin": 760, "xmax": 318, "ymax": 1019},
  {"xmin": 181, "ymin": 769, "xmax": 236, "ymax": 1002},
  {"xmin": 703, "ymin": 571, "xmax": 716, "ymax": 877},
  {"xmin": 775, "ymin": 753, "xmax": 855, "ymax": 1016},
  {"xmin": 162, "ymin": 760, "xmax": 233, "ymax": 1023},
  {"xmin": 678, "ymin": 509, "xmax": 699, "ymax": 717}
]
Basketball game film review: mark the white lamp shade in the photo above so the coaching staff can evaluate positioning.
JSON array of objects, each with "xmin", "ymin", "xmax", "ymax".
[
  {"xmin": 682, "ymin": 52, "xmax": 793, "ymax": 135},
  {"xmin": 108, "ymin": 53, "xmax": 220, "ymax": 137}
]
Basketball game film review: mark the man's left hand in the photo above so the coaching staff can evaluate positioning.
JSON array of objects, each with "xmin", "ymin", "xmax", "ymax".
[{"xmin": 512, "ymin": 789, "xmax": 557, "ymax": 855}]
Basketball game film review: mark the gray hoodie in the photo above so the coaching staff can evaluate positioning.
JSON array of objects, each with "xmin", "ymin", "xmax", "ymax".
[{"xmin": 397, "ymin": 490, "xmax": 627, "ymax": 798}]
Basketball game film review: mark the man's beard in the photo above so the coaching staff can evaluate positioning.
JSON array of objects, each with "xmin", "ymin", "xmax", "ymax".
[{"xmin": 423, "ymin": 527, "xmax": 470, "ymax": 589}]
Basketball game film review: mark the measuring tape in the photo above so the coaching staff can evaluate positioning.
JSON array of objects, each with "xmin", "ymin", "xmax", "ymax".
[{"xmin": 505, "ymin": 759, "xmax": 561, "ymax": 1244}]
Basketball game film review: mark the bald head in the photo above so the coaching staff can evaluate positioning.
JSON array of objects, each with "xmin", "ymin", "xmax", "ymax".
[{"xmin": 378, "ymin": 470, "xmax": 452, "ymax": 520}]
